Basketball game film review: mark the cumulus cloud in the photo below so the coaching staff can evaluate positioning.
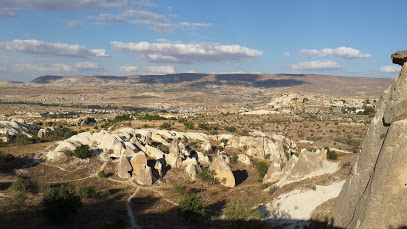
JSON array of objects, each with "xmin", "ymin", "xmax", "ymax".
[
  {"xmin": 290, "ymin": 60, "xmax": 342, "ymax": 70},
  {"xmin": 380, "ymin": 65, "xmax": 401, "ymax": 73},
  {"xmin": 299, "ymin": 47, "xmax": 372, "ymax": 59},
  {"xmin": 0, "ymin": 40, "xmax": 109, "ymax": 58},
  {"xmin": 123, "ymin": 10, "xmax": 166, "ymax": 21},
  {"xmin": 0, "ymin": 0, "xmax": 153, "ymax": 17},
  {"xmin": 111, "ymin": 41, "xmax": 263, "ymax": 63},
  {"xmin": 120, "ymin": 65, "xmax": 176, "ymax": 74},
  {"xmin": 0, "ymin": 66, "xmax": 7, "ymax": 71},
  {"xmin": 87, "ymin": 8, "xmax": 212, "ymax": 33},
  {"xmin": 88, "ymin": 13, "xmax": 128, "ymax": 23},
  {"xmin": 10, "ymin": 62, "xmax": 101, "ymax": 73}
]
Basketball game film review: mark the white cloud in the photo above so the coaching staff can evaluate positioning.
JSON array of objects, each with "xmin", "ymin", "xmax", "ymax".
[
  {"xmin": 0, "ymin": 40, "xmax": 109, "ymax": 58},
  {"xmin": 0, "ymin": 66, "xmax": 7, "ymax": 71},
  {"xmin": 179, "ymin": 22, "xmax": 213, "ymax": 29},
  {"xmin": 283, "ymin": 51, "xmax": 291, "ymax": 57},
  {"xmin": 111, "ymin": 41, "xmax": 263, "ymax": 63},
  {"xmin": 10, "ymin": 62, "xmax": 101, "ymax": 73},
  {"xmin": 380, "ymin": 65, "xmax": 401, "ymax": 73},
  {"xmin": 299, "ymin": 47, "xmax": 372, "ymax": 59},
  {"xmin": 0, "ymin": 0, "xmax": 154, "ymax": 17},
  {"xmin": 154, "ymin": 38, "xmax": 171, "ymax": 43},
  {"xmin": 290, "ymin": 60, "xmax": 342, "ymax": 70},
  {"xmin": 63, "ymin": 20, "xmax": 86, "ymax": 28},
  {"xmin": 23, "ymin": 0, "xmax": 150, "ymax": 11},
  {"xmin": 120, "ymin": 65, "xmax": 176, "ymax": 74},
  {"xmin": 123, "ymin": 10, "xmax": 166, "ymax": 21},
  {"xmin": 88, "ymin": 13, "xmax": 128, "ymax": 23},
  {"xmin": 73, "ymin": 62, "xmax": 100, "ymax": 70}
]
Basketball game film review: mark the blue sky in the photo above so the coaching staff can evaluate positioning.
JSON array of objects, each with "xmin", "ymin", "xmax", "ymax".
[{"xmin": 0, "ymin": 0, "xmax": 405, "ymax": 82}]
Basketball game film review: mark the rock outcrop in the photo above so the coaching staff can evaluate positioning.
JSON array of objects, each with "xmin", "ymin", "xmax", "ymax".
[
  {"xmin": 134, "ymin": 164, "xmax": 153, "ymax": 185},
  {"xmin": 130, "ymin": 152, "xmax": 148, "ymax": 176},
  {"xmin": 118, "ymin": 156, "xmax": 132, "ymax": 179},
  {"xmin": 332, "ymin": 51, "xmax": 407, "ymax": 228},
  {"xmin": 209, "ymin": 154, "xmax": 235, "ymax": 188}
]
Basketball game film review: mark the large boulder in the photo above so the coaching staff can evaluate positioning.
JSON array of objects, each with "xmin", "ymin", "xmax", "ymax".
[
  {"xmin": 118, "ymin": 156, "xmax": 132, "ymax": 179},
  {"xmin": 131, "ymin": 137, "xmax": 146, "ymax": 152},
  {"xmin": 288, "ymin": 150, "xmax": 323, "ymax": 179},
  {"xmin": 263, "ymin": 162, "xmax": 282, "ymax": 184},
  {"xmin": 130, "ymin": 152, "xmax": 148, "ymax": 176},
  {"xmin": 37, "ymin": 127, "xmax": 55, "ymax": 139},
  {"xmin": 201, "ymin": 140, "xmax": 212, "ymax": 152},
  {"xmin": 185, "ymin": 163, "xmax": 198, "ymax": 181},
  {"xmin": 209, "ymin": 155, "xmax": 235, "ymax": 188},
  {"xmin": 145, "ymin": 145, "xmax": 164, "ymax": 160},
  {"xmin": 237, "ymin": 154, "xmax": 252, "ymax": 166},
  {"xmin": 331, "ymin": 52, "xmax": 407, "ymax": 228},
  {"xmin": 134, "ymin": 164, "xmax": 153, "ymax": 185}
]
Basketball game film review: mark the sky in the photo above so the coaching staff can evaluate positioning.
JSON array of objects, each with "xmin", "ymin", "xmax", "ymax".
[{"xmin": 0, "ymin": 0, "xmax": 405, "ymax": 82}]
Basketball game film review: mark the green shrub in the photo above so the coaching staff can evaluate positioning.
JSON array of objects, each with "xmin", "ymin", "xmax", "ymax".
[
  {"xmin": 98, "ymin": 170, "xmax": 106, "ymax": 178},
  {"xmin": 223, "ymin": 199, "xmax": 265, "ymax": 227},
  {"xmin": 173, "ymin": 184, "xmax": 187, "ymax": 196},
  {"xmin": 73, "ymin": 144, "xmax": 91, "ymax": 159},
  {"xmin": 183, "ymin": 122, "xmax": 195, "ymax": 130},
  {"xmin": 160, "ymin": 122, "xmax": 171, "ymax": 129},
  {"xmin": 42, "ymin": 185, "xmax": 82, "ymax": 223},
  {"xmin": 11, "ymin": 178, "xmax": 29, "ymax": 193},
  {"xmin": 47, "ymin": 128, "xmax": 77, "ymax": 141},
  {"xmin": 178, "ymin": 193, "xmax": 206, "ymax": 222},
  {"xmin": 13, "ymin": 192, "xmax": 27, "ymax": 208},
  {"xmin": 256, "ymin": 162, "xmax": 268, "ymax": 178},
  {"xmin": 224, "ymin": 126, "xmax": 237, "ymax": 133},
  {"xmin": 79, "ymin": 186, "xmax": 98, "ymax": 198},
  {"xmin": 15, "ymin": 134, "xmax": 33, "ymax": 145},
  {"xmin": 327, "ymin": 149, "xmax": 338, "ymax": 160},
  {"xmin": 197, "ymin": 167, "xmax": 217, "ymax": 184}
]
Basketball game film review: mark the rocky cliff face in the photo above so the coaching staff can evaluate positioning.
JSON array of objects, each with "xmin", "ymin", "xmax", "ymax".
[{"xmin": 332, "ymin": 51, "xmax": 407, "ymax": 228}]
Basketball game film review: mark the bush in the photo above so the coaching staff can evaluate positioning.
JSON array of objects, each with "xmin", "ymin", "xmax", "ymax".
[
  {"xmin": 160, "ymin": 122, "xmax": 171, "ymax": 129},
  {"xmin": 256, "ymin": 162, "xmax": 268, "ymax": 178},
  {"xmin": 11, "ymin": 178, "xmax": 29, "ymax": 193},
  {"xmin": 15, "ymin": 134, "xmax": 33, "ymax": 145},
  {"xmin": 223, "ymin": 199, "xmax": 265, "ymax": 227},
  {"xmin": 98, "ymin": 170, "xmax": 106, "ymax": 178},
  {"xmin": 0, "ymin": 150, "xmax": 14, "ymax": 164},
  {"xmin": 197, "ymin": 167, "xmax": 217, "ymax": 184},
  {"xmin": 183, "ymin": 122, "xmax": 195, "ymax": 130},
  {"xmin": 47, "ymin": 128, "xmax": 77, "ymax": 141},
  {"xmin": 224, "ymin": 199, "xmax": 247, "ymax": 221},
  {"xmin": 224, "ymin": 126, "xmax": 237, "ymax": 133},
  {"xmin": 178, "ymin": 193, "xmax": 206, "ymax": 222},
  {"xmin": 174, "ymin": 184, "xmax": 187, "ymax": 196},
  {"xmin": 325, "ymin": 147, "xmax": 338, "ymax": 160},
  {"xmin": 79, "ymin": 186, "xmax": 98, "ymax": 198},
  {"xmin": 42, "ymin": 185, "xmax": 82, "ymax": 223},
  {"xmin": 230, "ymin": 153, "xmax": 238, "ymax": 164},
  {"xmin": 13, "ymin": 192, "xmax": 27, "ymax": 209},
  {"xmin": 73, "ymin": 144, "xmax": 91, "ymax": 159}
]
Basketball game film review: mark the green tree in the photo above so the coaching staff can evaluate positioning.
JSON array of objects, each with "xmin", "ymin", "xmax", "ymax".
[
  {"xmin": 73, "ymin": 144, "xmax": 91, "ymax": 159},
  {"xmin": 178, "ymin": 193, "xmax": 206, "ymax": 222},
  {"xmin": 256, "ymin": 162, "xmax": 268, "ymax": 178},
  {"xmin": 42, "ymin": 185, "xmax": 82, "ymax": 223}
]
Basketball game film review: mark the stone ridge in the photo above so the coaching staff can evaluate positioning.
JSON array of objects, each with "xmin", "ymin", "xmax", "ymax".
[{"xmin": 332, "ymin": 50, "xmax": 407, "ymax": 228}]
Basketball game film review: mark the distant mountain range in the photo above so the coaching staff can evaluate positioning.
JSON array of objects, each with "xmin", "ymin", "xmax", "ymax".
[{"xmin": 23, "ymin": 73, "xmax": 394, "ymax": 97}]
